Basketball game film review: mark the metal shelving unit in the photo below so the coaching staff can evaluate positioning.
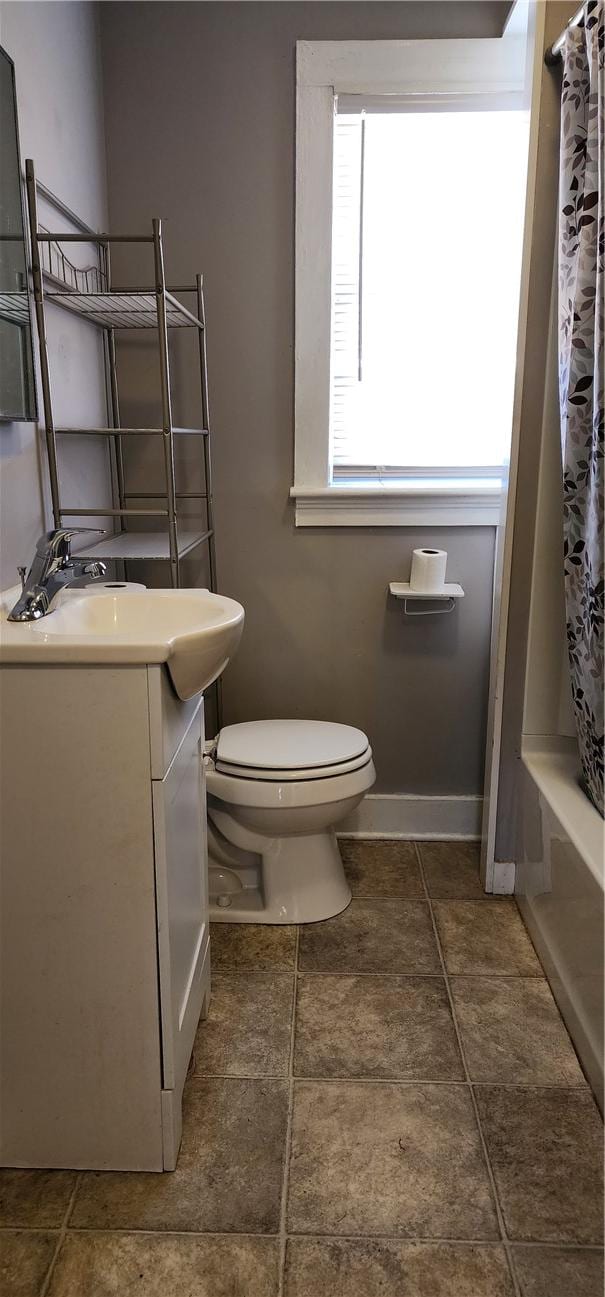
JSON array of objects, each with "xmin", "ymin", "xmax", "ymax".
[{"xmin": 24, "ymin": 158, "xmax": 218, "ymax": 596}]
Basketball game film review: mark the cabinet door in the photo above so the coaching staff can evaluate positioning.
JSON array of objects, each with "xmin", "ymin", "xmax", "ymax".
[{"xmin": 152, "ymin": 703, "xmax": 210, "ymax": 1094}]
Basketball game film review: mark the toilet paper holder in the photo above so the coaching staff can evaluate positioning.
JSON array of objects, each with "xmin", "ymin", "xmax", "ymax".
[{"xmin": 388, "ymin": 581, "xmax": 465, "ymax": 617}]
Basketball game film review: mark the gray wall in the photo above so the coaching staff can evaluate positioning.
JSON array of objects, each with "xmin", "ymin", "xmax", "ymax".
[
  {"xmin": 0, "ymin": 0, "xmax": 110, "ymax": 590},
  {"xmin": 100, "ymin": 1, "xmax": 509, "ymax": 795}
]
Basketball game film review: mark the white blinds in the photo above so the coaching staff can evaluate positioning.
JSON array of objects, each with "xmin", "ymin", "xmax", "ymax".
[
  {"xmin": 329, "ymin": 105, "xmax": 529, "ymax": 475},
  {"xmin": 330, "ymin": 114, "xmax": 363, "ymax": 470}
]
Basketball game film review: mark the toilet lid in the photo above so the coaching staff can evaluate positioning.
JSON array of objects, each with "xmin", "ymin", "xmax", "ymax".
[{"xmin": 216, "ymin": 719, "xmax": 370, "ymax": 773}]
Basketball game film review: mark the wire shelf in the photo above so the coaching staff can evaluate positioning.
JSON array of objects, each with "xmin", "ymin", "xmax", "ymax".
[
  {"xmin": 77, "ymin": 530, "xmax": 213, "ymax": 562},
  {"xmin": 0, "ymin": 292, "xmax": 31, "ymax": 326},
  {"xmin": 45, "ymin": 289, "xmax": 200, "ymax": 330},
  {"xmin": 55, "ymin": 426, "xmax": 209, "ymax": 437}
]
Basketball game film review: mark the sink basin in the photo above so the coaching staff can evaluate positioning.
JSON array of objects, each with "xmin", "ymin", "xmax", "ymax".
[{"xmin": 0, "ymin": 588, "xmax": 244, "ymax": 700}]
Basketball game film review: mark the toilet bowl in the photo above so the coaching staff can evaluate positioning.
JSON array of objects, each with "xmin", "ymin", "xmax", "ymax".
[{"xmin": 205, "ymin": 719, "xmax": 375, "ymax": 923}]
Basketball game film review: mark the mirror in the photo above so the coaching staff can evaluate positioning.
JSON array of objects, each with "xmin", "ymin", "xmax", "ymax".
[{"xmin": 0, "ymin": 46, "xmax": 36, "ymax": 421}]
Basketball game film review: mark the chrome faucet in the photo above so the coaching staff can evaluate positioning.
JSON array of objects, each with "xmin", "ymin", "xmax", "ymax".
[{"xmin": 8, "ymin": 528, "xmax": 107, "ymax": 622}]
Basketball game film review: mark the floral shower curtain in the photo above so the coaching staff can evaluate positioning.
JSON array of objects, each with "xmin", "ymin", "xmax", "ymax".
[{"xmin": 558, "ymin": 2, "xmax": 604, "ymax": 817}]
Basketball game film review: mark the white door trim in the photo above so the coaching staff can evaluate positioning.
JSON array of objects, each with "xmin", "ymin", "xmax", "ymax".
[{"xmin": 480, "ymin": 0, "xmax": 545, "ymax": 891}]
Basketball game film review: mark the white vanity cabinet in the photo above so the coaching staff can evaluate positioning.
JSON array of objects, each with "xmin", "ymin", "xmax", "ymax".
[{"xmin": 0, "ymin": 664, "xmax": 210, "ymax": 1171}]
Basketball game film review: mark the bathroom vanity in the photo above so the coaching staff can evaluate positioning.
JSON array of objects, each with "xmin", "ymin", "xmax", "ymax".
[{"xmin": 0, "ymin": 664, "xmax": 210, "ymax": 1171}]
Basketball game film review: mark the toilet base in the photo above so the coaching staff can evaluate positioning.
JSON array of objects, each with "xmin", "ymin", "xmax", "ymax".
[{"xmin": 208, "ymin": 830, "xmax": 352, "ymax": 924}]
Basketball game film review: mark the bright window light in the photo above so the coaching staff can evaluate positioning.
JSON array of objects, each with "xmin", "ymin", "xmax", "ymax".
[{"xmin": 330, "ymin": 109, "xmax": 529, "ymax": 475}]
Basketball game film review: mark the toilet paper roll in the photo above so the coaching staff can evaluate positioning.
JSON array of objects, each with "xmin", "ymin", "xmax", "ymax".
[
  {"xmin": 409, "ymin": 548, "xmax": 447, "ymax": 593},
  {"xmin": 84, "ymin": 580, "xmax": 147, "ymax": 594},
  {"xmin": 61, "ymin": 580, "xmax": 147, "ymax": 597}
]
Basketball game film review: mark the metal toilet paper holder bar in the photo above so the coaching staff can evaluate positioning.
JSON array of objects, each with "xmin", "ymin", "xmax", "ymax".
[{"xmin": 388, "ymin": 581, "xmax": 465, "ymax": 617}]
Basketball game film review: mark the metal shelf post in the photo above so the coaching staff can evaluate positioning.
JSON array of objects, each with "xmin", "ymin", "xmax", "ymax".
[
  {"xmin": 153, "ymin": 218, "xmax": 179, "ymax": 588},
  {"xmin": 196, "ymin": 272, "xmax": 222, "ymax": 728},
  {"xmin": 25, "ymin": 160, "xmax": 61, "ymax": 528}
]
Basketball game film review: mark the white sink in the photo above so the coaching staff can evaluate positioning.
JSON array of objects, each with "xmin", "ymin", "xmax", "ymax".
[{"xmin": 0, "ymin": 588, "xmax": 244, "ymax": 700}]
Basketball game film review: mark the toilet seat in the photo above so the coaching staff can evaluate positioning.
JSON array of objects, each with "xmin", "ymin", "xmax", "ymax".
[
  {"xmin": 215, "ymin": 719, "xmax": 371, "ymax": 782},
  {"xmin": 207, "ymin": 755, "xmax": 374, "ymax": 809},
  {"xmin": 216, "ymin": 749, "xmax": 372, "ymax": 782},
  {"xmin": 207, "ymin": 718, "xmax": 376, "ymax": 923}
]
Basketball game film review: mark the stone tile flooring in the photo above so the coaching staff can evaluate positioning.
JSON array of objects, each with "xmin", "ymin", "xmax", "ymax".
[{"xmin": 1, "ymin": 839, "xmax": 603, "ymax": 1296}]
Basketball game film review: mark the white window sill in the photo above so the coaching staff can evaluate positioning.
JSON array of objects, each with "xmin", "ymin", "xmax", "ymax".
[{"xmin": 290, "ymin": 478, "xmax": 504, "ymax": 527}]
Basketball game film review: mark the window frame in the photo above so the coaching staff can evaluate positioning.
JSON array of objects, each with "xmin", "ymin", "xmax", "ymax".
[{"xmin": 292, "ymin": 37, "xmax": 527, "ymax": 527}]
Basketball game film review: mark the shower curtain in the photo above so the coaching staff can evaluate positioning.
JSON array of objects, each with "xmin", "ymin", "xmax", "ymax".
[{"xmin": 558, "ymin": 2, "xmax": 604, "ymax": 817}]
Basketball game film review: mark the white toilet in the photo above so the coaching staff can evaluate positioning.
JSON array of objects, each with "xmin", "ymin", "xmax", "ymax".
[{"xmin": 205, "ymin": 719, "xmax": 375, "ymax": 923}]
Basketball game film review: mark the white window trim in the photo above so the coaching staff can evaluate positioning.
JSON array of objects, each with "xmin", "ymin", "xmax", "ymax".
[{"xmin": 292, "ymin": 37, "xmax": 526, "ymax": 528}]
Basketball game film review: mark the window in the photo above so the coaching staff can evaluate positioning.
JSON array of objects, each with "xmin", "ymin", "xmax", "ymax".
[
  {"xmin": 293, "ymin": 39, "xmax": 530, "ymax": 526},
  {"xmin": 331, "ymin": 107, "xmax": 528, "ymax": 474}
]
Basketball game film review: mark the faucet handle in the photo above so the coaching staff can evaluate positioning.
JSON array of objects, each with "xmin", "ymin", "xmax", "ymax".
[
  {"xmin": 82, "ymin": 561, "xmax": 107, "ymax": 580},
  {"xmin": 17, "ymin": 566, "xmax": 27, "ymax": 591}
]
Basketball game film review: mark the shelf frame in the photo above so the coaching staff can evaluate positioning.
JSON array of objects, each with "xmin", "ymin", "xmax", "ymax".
[{"xmin": 24, "ymin": 158, "xmax": 222, "ymax": 721}]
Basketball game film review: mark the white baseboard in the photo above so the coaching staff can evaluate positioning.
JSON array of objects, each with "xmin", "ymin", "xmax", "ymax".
[{"xmin": 338, "ymin": 793, "xmax": 482, "ymax": 840}]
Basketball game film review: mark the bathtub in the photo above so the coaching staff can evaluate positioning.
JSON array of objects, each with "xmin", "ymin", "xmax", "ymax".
[{"xmin": 516, "ymin": 736, "xmax": 604, "ymax": 1111}]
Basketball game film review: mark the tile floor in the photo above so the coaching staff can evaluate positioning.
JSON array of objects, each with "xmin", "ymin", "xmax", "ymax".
[{"xmin": 1, "ymin": 840, "xmax": 603, "ymax": 1296}]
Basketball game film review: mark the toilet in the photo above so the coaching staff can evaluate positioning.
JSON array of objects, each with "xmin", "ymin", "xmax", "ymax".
[{"xmin": 205, "ymin": 719, "xmax": 375, "ymax": 923}]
